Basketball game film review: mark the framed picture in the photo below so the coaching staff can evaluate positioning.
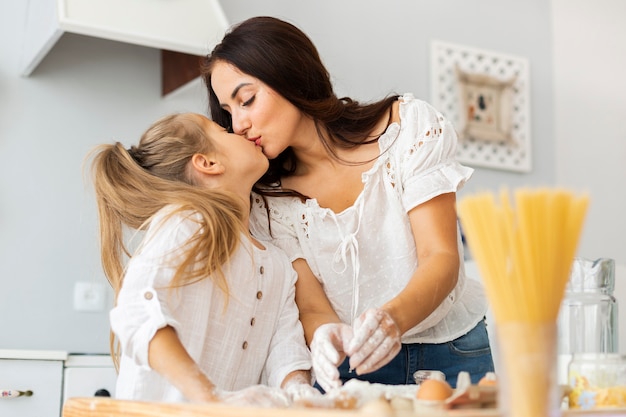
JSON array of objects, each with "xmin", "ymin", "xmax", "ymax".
[
  {"xmin": 456, "ymin": 67, "xmax": 516, "ymax": 143},
  {"xmin": 431, "ymin": 41, "xmax": 531, "ymax": 172}
]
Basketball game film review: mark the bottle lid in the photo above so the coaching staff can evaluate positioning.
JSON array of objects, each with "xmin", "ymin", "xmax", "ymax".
[{"xmin": 566, "ymin": 257, "xmax": 615, "ymax": 293}]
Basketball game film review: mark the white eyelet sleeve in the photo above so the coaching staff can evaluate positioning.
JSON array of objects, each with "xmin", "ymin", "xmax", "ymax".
[
  {"xmin": 396, "ymin": 95, "xmax": 474, "ymax": 212},
  {"xmin": 249, "ymin": 193, "xmax": 305, "ymax": 262}
]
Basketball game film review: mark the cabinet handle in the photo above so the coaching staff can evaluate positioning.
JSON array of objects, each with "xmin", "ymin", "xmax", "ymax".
[
  {"xmin": 94, "ymin": 389, "xmax": 111, "ymax": 397},
  {"xmin": 1, "ymin": 390, "xmax": 33, "ymax": 398}
]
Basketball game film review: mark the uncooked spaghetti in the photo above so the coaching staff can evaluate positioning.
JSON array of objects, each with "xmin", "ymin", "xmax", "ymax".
[
  {"xmin": 457, "ymin": 187, "xmax": 589, "ymax": 417},
  {"xmin": 458, "ymin": 188, "xmax": 589, "ymax": 323}
]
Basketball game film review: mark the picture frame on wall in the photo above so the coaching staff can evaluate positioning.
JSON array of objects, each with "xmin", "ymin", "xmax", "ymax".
[
  {"xmin": 455, "ymin": 67, "xmax": 516, "ymax": 144},
  {"xmin": 431, "ymin": 41, "xmax": 531, "ymax": 173}
]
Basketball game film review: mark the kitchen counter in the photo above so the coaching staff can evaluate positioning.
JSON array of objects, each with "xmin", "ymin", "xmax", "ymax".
[{"xmin": 0, "ymin": 349, "xmax": 67, "ymax": 361}]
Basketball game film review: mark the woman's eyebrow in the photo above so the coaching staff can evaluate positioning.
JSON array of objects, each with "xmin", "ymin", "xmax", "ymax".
[{"xmin": 231, "ymin": 83, "xmax": 252, "ymax": 99}]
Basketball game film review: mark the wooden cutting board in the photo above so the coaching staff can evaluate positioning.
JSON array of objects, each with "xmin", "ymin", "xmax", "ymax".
[
  {"xmin": 62, "ymin": 397, "xmax": 498, "ymax": 417},
  {"xmin": 62, "ymin": 397, "xmax": 624, "ymax": 417},
  {"xmin": 62, "ymin": 397, "xmax": 373, "ymax": 417}
]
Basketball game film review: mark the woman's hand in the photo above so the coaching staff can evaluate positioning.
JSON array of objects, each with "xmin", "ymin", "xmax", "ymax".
[
  {"xmin": 310, "ymin": 323, "xmax": 354, "ymax": 391},
  {"xmin": 347, "ymin": 308, "xmax": 401, "ymax": 375},
  {"xmin": 344, "ymin": 193, "xmax": 459, "ymax": 376}
]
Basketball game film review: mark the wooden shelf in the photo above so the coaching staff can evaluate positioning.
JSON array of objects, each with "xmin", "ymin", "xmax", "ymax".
[{"xmin": 161, "ymin": 50, "xmax": 204, "ymax": 97}]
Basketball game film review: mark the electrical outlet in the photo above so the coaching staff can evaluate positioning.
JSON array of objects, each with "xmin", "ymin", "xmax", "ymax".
[{"xmin": 73, "ymin": 282, "xmax": 106, "ymax": 312}]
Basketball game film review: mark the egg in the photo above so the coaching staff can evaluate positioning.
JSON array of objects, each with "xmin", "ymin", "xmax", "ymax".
[{"xmin": 415, "ymin": 378, "xmax": 454, "ymax": 401}]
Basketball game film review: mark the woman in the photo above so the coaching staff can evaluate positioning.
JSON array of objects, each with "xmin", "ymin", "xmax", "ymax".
[{"xmin": 201, "ymin": 16, "xmax": 494, "ymax": 391}]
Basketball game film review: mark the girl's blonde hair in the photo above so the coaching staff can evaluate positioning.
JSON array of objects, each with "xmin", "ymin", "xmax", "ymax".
[{"xmin": 87, "ymin": 113, "xmax": 246, "ymax": 367}]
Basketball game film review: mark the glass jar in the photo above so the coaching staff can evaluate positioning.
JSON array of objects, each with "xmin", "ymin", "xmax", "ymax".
[
  {"xmin": 568, "ymin": 353, "xmax": 626, "ymax": 409},
  {"xmin": 557, "ymin": 257, "xmax": 618, "ymax": 384}
]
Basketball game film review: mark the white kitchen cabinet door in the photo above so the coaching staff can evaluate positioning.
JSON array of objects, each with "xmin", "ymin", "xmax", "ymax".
[
  {"xmin": 63, "ymin": 354, "xmax": 117, "ymax": 401},
  {"xmin": 0, "ymin": 358, "xmax": 64, "ymax": 417}
]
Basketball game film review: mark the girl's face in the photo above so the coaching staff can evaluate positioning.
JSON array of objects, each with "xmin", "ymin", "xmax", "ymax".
[
  {"xmin": 196, "ymin": 115, "xmax": 269, "ymax": 183},
  {"xmin": 210, "ymin": 61, "xmax": 307, "ymax": 160}
]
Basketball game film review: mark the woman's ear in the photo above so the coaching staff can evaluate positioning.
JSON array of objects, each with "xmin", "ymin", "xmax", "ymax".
[{"xmin": 191, "ymin": 153, "xmax": 224, "ymax": 175}]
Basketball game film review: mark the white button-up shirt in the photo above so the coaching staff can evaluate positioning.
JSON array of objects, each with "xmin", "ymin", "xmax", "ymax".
[{"xmin": 111, "ymin": 207, "xmax": 311, "ymax": 402}]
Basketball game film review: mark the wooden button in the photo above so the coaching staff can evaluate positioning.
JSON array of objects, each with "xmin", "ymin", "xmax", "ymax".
[
  {"xmin": 242, "ymin": 341, "xmax": 248, "ymax": 349},
  {"xmin": 250, "ymin": 317, "xmax": 256, "ymax": 326},
  {"xmin": 259, "ymin": 266, "xmax": 264, "ymax": 274},
  {"xmin": 256, "ymin": 291, "xmax": 263, "ymax": 300}
]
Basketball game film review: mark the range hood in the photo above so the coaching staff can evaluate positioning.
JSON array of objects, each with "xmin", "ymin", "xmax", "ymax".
[{"xmin": 21, "ymin": 0, "xmax": 229, "ymax": 94}]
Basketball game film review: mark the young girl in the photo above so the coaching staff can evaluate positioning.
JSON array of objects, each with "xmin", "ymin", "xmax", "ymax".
[{"xmin": 89, "ymin": 113, "xmax": 316, "ymax": 405}]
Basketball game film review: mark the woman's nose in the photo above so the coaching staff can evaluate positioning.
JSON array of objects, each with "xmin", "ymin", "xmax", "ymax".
[{"xmin": 231, "ymin": 113, "xmax": 250, "ymax": 135}]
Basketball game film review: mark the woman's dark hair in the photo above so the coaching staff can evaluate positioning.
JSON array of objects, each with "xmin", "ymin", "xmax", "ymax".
[{"xmin": 200, "ymin": 16, "xmax": 398, "ymax": 189}]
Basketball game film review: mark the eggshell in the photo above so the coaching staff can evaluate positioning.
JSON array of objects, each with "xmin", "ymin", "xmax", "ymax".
[{"xmin": 478, "ymin": 372, "xmax": 498, "ymax": 387}]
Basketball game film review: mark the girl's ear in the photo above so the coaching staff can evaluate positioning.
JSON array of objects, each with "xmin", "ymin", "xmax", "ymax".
[{"xmin": 191, "ymin": 153, "xmax": 224, "ymax": 175}]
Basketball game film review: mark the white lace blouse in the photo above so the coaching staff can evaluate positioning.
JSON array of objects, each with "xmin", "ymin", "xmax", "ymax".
[
  {"xmin": 111, "ymin": 207, "xmax": 311, "ymax": 402},
  {"xmin": 249, "ymin": 94, "xmax": 488, "ymax": 344}
]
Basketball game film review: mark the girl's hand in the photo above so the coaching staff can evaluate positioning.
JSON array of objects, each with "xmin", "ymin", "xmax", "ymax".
[
  {"xmin": 347, "ymin": 308, "xmax": 401, "ymax": 375},
  {"xmin": 281, "ymin": 370, "xmax": 322, "ymax": 403},
  {"xmin": 310, "ymin": 323, "xmax": 354, "ymax": 392},
  {"xmin": 215, "ymin": 385, "xmax": 290, "ymax": 407},
  {"xmin": 283, "ymin": 382, "xmax": 322, "ymax": 403}
]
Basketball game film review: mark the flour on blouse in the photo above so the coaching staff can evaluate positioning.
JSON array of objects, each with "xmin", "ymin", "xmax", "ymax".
[
  {"xmin": 249, "ymin": 94, "xmax": 488, "ymax": 344},
  {"xmin": 111, "ymin": 207, "xmax": 311, "ymax": 402}
]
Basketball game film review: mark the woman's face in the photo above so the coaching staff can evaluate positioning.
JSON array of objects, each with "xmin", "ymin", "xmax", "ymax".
[{"xmin": 210, "ymin": 61, "xmax": 306, "ymax": 159}]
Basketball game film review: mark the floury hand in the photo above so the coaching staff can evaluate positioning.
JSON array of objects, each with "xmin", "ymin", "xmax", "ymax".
[
  {"xmin": 310, "ymin": 323, "xmax": 354, "ymax": 392},
  {"xmin": 347, "ymin": 308, "xmax": 401, "ymax": 375}
]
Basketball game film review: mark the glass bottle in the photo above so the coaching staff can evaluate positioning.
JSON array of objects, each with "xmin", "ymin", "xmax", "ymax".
[{"xmin": 557, "ymin": 257, "xmax": 619, "ymax": 385}]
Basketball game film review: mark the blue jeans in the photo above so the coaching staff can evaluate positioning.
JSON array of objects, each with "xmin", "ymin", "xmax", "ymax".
[{"xmin": 322, "ymin": 319, "xmax": 494, "ymax": 390}]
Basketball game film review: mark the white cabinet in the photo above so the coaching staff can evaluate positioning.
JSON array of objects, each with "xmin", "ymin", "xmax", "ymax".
[
  {"xmin": 0, "ymin": 351, "xmax": 66, "ymax": 417},
  {"xmin": 0, "ymin": 350, "xmax": 117, "ymax": 417},
  {"xmin": 21, "ymin": 0, "xmax": 229, "ymax": 76}
]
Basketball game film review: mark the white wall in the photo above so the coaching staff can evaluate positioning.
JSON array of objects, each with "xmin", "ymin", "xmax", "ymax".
[
  {"xmin": 0, "ymin": 5, "xmax": 209, "ymax": 352},
  {"xmin": 219, "ymin": 0, "xmax": 556, "ymax": 194},
  {"xmin": 0, "ymin": 0, "xmax": 622, "ymax": 353},
  {"xmin": 552, "ymin": 0, "xmax": 626, "ymax": 354},
  {"xmin": 552, "ymin": 0, "xmax": 626, "ymax": 265}
]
